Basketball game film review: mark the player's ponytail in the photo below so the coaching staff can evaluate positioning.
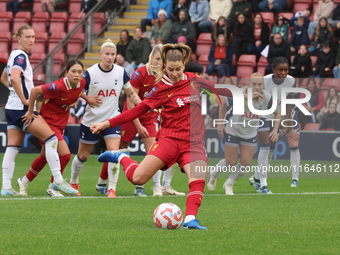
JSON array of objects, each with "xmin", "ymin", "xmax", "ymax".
[
  {"xmin": 101, "ymin": 38, "xmax": 116, "ymax": 52},
  {"xmin": 13, "ymin": 24, "xmax": 33, "ymax": 38},
  {"xmin": 147, "ymin": 44, "xmax": 162, "ymax": 74},
  {"xmin": 154, "ymin": 44, "xmax": 191, "ymax": 84}
]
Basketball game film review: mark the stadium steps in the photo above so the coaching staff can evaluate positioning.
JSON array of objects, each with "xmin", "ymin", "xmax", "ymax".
[{"xmin": 79, "ymin": 0, "xmax": 149, "ymax": 66}]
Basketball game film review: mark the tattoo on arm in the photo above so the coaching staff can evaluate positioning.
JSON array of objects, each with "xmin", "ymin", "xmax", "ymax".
[{"xmin": 128, "ymin": 91, "xmax": 140, "ymax": 105}]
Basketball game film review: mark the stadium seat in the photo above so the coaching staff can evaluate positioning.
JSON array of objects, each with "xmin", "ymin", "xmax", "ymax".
[
  {"xmin": 232, "ymin": 54, "xmax": 236, "ymax": 66},
  {"xmin": 0, "ymin": 2, "xmax": 6, "ymax": 12},
  {"xmin": 299, "ymin": 77, "xmax": 321, "ymax": 89},
  {"xmin": 67, "ymin": 33, "xmax": 85, "ymax": 55},
  {"xmin": 293, "ymin": 3, "xmax": 309, "ymax": 13},
  {"xmin": 50, "ymin": 12, "xmax": 68, "ymax": 33},
  {"xmin": 31, "ymin": 32, "xmax": 48, "ymax": 54},
  {"xmin": 94, "ymin": 12, "xmax": 105, "ymax": 34},
  {"xmin": 0, "ymin": 52, "xmax": 8, "ymax": 62},
  {"xmin": 196, "ymin": 44, "xmax": 211, "ymax": 56},
  {"xmin": 48, "ymin": 33, "xmax": 66, "ymax": 55},
  {"xmin": 197, "ymin": 33, "xmax": 213, "ymax": 44},
  {"xmin": 197, "ymin": 54, "xmax": 209, "ymax": 65},
  {"xmin": 33, "ymin": 73, "xmax": 45, "ymax": 85},
  {"xmin": 32, "ymin": 0, "xmax": 43, "ymax": 13},
  {"xmin": 191, "ymin": 53, "xmax": 196, "ymax": 62},
  {"xmin": 321, "ymin": 88, "xmax": 328, "ymax": 99},
  {"xmin": 53, "ymin": 53, "xmax": 65, "ymax": 76},
  {"xmin": 230, "ymin": 76, "xmax": 238, "ymax": 86},
  {"xmin": 0, "ymin": 32, "xmax": 11, "ymax": 53},
  {"xmin": 322, "ymin": 78, "xmax": 339, "ymax": 90},
  {"xmin": 260, "ymin": 12, "xmax": 274, "ymax": 27},
  {"xmin": 236, "ymin": 54, "xmax": 256, "ymax": 78},
  {"xmin": 304, "ymin": 123, "xmax": 321, "ymax": 130},
  {"xmin": 257, "ymin": 56, "xmax": 268, "ymax": 76},
  {"xmin": 237, "ymin": 77, "xmax": 249, "ymax": 87},
  {"xmin": 11, "ymin": 38, "xmax": 19, "ymax": 51},
  {"xmin": 310, "ymin": 56, "xmax": 317, "ymax": 69},
  {"xmin": 322, "ymin": 128, "xmax": 335, "ymax": 131},
  {"xmin": 30, "ymin": 53, "xmax": 46, "ymax": 74},
  {"xmin": 69, "ymin": 0, "xmax": 82, "ymax": 13},
  {"xmin": 68, "ymin": 115, "xmax": 76, "ymax": 124},
  {"xmin": 32, "ymin": 12, "xmax": 49, "ymax": 33},
  {"xmin": 278, "ymin": 12, "xmax": 294, "ymax": 20},
  {"xmin": 0, "ymin": 12, "xmax": 13, "ymax": 33},
  {"xmin": 313, "ymin": 2, "xmax": 318, "ymax": 13},
  {"xmin": 334, "ymin": 0, "xmax": 340, "ymax": 3},
  {"xmin": 68, "ymin": 13, "xmax": 86, "ymax": 34},
  {"xmin": 13, "ymin": 12, "xmax": 31, "ymax": 32}
]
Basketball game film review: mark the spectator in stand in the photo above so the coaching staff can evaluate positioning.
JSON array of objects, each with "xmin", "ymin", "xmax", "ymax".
[
  {"xmin": 166, "ymin": 9, "xmax": 195, "ymax": 49},
  {"xmin": 333, "ymin": 2, "xmax": 340, "ymax": 21},
  {"xmin": 6, "ymin": 0, "xmax": 33, "ymax": 17},
  {"xmin": 140, "ymin": 0, "xmax": 172, "ymax": 32},
  {"xmin": 172, "ymin": 0, "xmax": 189, "ymax": 22},
  {"xmin": 271, "ymin": 15, "xmax": 290, "ymax": 42},
  {"xmin": 205, "ymin": 34, "xmax": 234, "ymax": 77},
  {"xmin": 253, "ymin": 13, "xmax": 270, "ymax": 61},
  {"xmin": 116, "ymin": 30, "xmax": 133, "ymax": 58},
  {"xmin": 189, "ymin": 0, "xmax": 209, "ymax": 40},
  {"xmin": 290, "ymin": 9, "xmax": 311, "ymax": 28},
  {"xmin": 312, "ymin": 42, "xmax": 334, "ymax": 78},
  {"xmin": 150, "ymin": 9, "xmax": 172, "ymax": 45},
  {"xmin": 316, "ymin": 87, "xmax": 340, "ymax": 122},
  {"xmin": 289, "ymin": 45, "xmax": 312, "ymax": 77},
  {"xmin": 297, "ymin": 78, "xmax": 324, "ymax": 129},
  {"xmin": 231, "ymin": 13, "xmax": 255, "ymax": 61},
  {"xmin": 265, "ymin": 33, "xmax": 291, "ymax": 75},
  {"xmin": 126, "ymin": 27, "xmax": 152, "ymax": 70},
  {"xmin": 258, "ymin": 0, "xmax": 287, "ymax": 15},
  {"xmin": 116, "ymin": 54, "xmax": 135, "ymax": 77},
  {"xmin": 41, "ymin": 0, "xmax": 66, "ymax": 15},
  {"xmin": 211, "ymin": 16, "xmax": 231, "ymax": 43},
  {"xmin": 227, "ymin": 0, "xmax": 252, "ymax": 30},
  {"xmin": 308, "ymin": 0, "xmax": 336, "ymax": 35},
  {"xmin": 198, "ymin": 0, "xmax": 233, "ymax": 33},
  {"xmin": 308, "ymin": 17, "xmax": 333, "ymax": 55},
  {"xmin": 319, "ymin": 103, "xmax": 340, "ymax": 130},
  {"xmin": 333, "ymin": 44, "xmax": 340, "ymax": 78},
  {"xmin": 290, "ymin": 16, "xmax": 310, "ymax": 53}
]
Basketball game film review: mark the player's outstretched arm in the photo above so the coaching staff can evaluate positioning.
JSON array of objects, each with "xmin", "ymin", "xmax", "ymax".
[
  {"xmin": 22, "ymin": 86, "xmax": 42, "ymax": 125},
  {"xmin": 91, "ymin": 120, "xmax": 111, "ymax": 134},
  {"xmin": 0, "ymin": 69, "xmax": 8, "ymax": 89}
]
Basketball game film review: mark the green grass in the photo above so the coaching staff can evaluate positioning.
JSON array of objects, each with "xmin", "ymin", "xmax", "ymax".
[{"xmin": 1, "ymin": 154, "xmax": 340, "ymax": 254}]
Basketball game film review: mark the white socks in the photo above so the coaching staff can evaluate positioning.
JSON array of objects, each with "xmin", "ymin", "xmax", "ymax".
[
  {"xmin": 226, "ymin": 163, "xmax": 246, "ymax": 185},
  {"xmin": 2, "ymin": 146, "xmax": 19, "ymax": 189},
  {"xmin": 290, "ymin": 148, "xmax": 300, "ymax": 180},
  {"xmin": 45, "ymin": 135, "xmax": 62, "ymax": 184},
  {"xmin": 70, "ymin": 155, "xmax": 86, "ymax": 184},
  {"xmin": 162, "ymin": 166, "xmax": 175, "ymax": 187},
  {"xmin": 153, "ymin": 170, "xmax": 162, "ymax": 187},
  {"xmin": 184, "ymin": 215, "xmax": 195, "ymax": 223},
  {"xmin": 211, "ymin": 158, "xmax": 226, "ymax": 179},
  {"xmin": 258, "ymin": 147, "xmax": 270, "ymax": 187},
  {"xmin": 108, "ymin": 163, "xmax": 119, "ymax": 190}
]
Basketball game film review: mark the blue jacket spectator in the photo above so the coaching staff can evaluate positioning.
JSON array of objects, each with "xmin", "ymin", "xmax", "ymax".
[
  {"xmin": 141, "ymin": 0, "xmax": 173, "ymax": 32},
  {"xmin": 290, "ymin": 16, "xmax": 310, "ymax": 52},
  {"xmin": 189, "ymin": 0, "xmax": 209, "ymax": 39}
]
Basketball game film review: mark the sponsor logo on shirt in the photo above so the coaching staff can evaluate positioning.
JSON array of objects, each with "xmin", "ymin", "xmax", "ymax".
[
  {"xmin": 176, "ymin": 98, "xmax": 185, "ymax": 107},
  {"xmin": 46, "ymin": 83, "xmax": 57, "ymax": 91},
  {"xmin": 168, "ymin": 92, "xmax": 174, "ymax": 97},
  {"xmin": 143, "ymin": 84, "xmax": 150, "ymax": 87}
]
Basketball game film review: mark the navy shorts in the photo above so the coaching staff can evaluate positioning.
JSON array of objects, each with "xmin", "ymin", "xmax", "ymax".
[
  {"xmin": 258, "ymin": 110, "xmax": 300, "ymax": 134},
  {"xmin": 79, "ymin": 124, "xmax": 121, "ymax": 144},
  {"xmin": 223, "ymin": 133, "xmax": 257, "ymax": 147},
  {"xmin": 5, "ymin": 109, "xmax": 39, "ymax": 131}
]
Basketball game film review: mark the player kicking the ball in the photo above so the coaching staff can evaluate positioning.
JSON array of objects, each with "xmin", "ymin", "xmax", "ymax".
[{"xmin": 207, "ymin": 73, "xmax": 280, "ymax": 195}]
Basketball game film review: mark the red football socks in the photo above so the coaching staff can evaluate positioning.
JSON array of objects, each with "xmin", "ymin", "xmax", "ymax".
[
  {"xmin": 120, "ymin": 157, "xmax": 139, "ymax": 184},
  {"xmin": 26, "ymin": 155, "xmax": 47, "ymax": 181},
  {"xmin": 185, "ymin": 180, "xmax": 205, "ymax": 217},
  {"xmin": 100, "ymin": 162, "xmax": 109, "ymax": 180}
]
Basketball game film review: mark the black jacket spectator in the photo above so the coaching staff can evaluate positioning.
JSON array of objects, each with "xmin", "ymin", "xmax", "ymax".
[
  {"xmin": 267, "ymin": 37, "xmax": 291, "ymax": 65},
  {"xmin": 231, "ymin": 14, "xmax": 254, "ymax": 60},
  {"xmin": 227, "ymin": 0, "xmax": 252, "ymax": 29},
  {"xmin": 310, "ymin": 26, "xmax": 333, "ymax": 48},
  {"xmin": 289, "ymin": 53, "xmax": 312, "ymax": 77},
  {"xmin": 211, "ymin": 16, "xmax": 231, "ymax": 43},
  {"xmin": 319, "ymin": 110, "xmax": 340, "ymax": 130},
  {"xmin": 290, "ymin": 23, "xmax": 310, "ymax": 51},
  {"xmin": 117, "ymin": 33, "xmax": 133, "ymax": 58}
]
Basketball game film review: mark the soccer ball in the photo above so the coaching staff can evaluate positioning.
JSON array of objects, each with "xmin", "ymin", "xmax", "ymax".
[{"xmin": 153, "ymin": 203, "xmax": 183, "ymax": 229}]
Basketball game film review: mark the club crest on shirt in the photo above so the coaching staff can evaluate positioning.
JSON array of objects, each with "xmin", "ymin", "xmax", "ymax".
[
  {"xmin": 46, "ymin": 83, "xmax": 57, "ymax": 91},
  {"xmin": 16, "ymin": 56, "xmax": 24, "ymax": 64},
  {"xmin": 147, "ymin": 87, "xmax": 157, "ymax": 97},
  {"xmin": 131, "ymin": 71, "xmax": 140, "ymax": 81}
]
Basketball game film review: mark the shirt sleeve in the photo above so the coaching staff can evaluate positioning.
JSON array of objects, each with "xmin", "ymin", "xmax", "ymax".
[
  {"xmin": 41, "ymin": 82, "xmax": 59, "ymax": 99},
  {"xmin": 130, "ymin": 69, "xmax": 143, "ymax": 90},
  {"xmin": 12, "ymin": 54, "xmax": 27, "ymax": 73},
  {"xmin": 143, "ymin": 86, "xmax": 165, "ymax": 110},
  {"xmin": 83, "ymin": 70, "xmax": 91, "ymax": 91},
  {"xmin": 123, "ymin": 69, "xmax": 130, "ymax": 84}
]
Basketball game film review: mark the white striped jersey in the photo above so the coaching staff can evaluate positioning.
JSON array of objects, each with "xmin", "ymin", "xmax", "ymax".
[
  {"xmin": 5, "ymin": 49, "xmax": 35, "ymax": 111},
  {"xmin": 81, "ymin": 63, "xmax": 130, "ymax": 127}
]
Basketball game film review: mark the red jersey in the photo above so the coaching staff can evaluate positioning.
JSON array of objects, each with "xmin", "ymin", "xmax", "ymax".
[
  {"xmin": 122, "ymin": 65, "xmax": 158, "ymax": 123},
  {"xmin": 144, "ymin": 72, "xmax": 228, "ymax": 142},
  {"xmin": 40, "ymin": 77, "xmax": 86, "ymax": 130}
]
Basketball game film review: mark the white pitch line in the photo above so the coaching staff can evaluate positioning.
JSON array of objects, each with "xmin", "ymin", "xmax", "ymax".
[{"xmin": 0, "ymin": 191, "xmax": 340, "ymax": 201}]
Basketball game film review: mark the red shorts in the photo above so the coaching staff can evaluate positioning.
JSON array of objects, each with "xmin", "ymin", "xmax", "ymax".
[
  {"xmin": 121, "ymin": 120, "xmax": 158, "ymax": 143},
  {"xmin": 39, "ymin": 125, "xmax": 64, "ymax": 145},
  {"xmin": 148, "ymin": 137, "xmax": 208, "ymax": 172}
]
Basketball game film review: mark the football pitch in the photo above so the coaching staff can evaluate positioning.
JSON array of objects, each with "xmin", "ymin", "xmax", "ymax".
[{"xmin": 1, "ymin": 154, "xmax": 340, "ymax": 254}]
